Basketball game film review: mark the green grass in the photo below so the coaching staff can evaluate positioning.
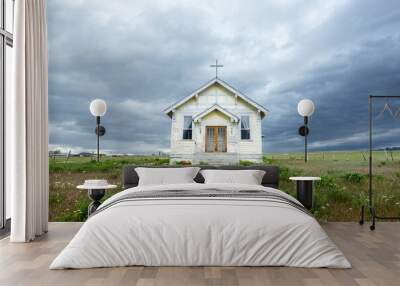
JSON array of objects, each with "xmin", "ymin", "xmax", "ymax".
[
  {"xmin": 49, "ymin": 156, "xmax": 170, "ymax": 221},
  {"xmin": 264, "ymin": 151, "xmax": 400, "ymax": 222},
  {"xmin": 268, "ymin": 150, "xmax": 400, "ymax": 162},
  {"xmin": 49, "ymin": 151, "xmax": 400, "ymax": 222},
  {"xmin": 49, "ymin": 156, "xmax": 169, "ymax": 172}
]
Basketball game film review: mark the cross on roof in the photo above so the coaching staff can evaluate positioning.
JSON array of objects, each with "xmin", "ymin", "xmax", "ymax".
[{"xmin": 210, "ymin": 59, "xmax": 223, "ymax": 78}]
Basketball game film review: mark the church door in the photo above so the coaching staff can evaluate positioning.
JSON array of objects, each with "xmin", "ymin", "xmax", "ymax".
[{"xmin": 205, "ymin": 126, "xmax": 227, "ymax": 152}]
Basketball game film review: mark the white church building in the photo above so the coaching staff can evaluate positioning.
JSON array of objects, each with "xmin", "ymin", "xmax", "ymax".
[{"xmin": 164, "ymin": 76, "xmax": 268, "ymax": 165}]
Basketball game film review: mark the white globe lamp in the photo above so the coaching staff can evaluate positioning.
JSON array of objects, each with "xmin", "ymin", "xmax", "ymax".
[
  {"xmin": 90, "ymin": 99, "xmax": 107, "ymax": 117},
  {"xmin": 297, "ymin": 99, "xmax": 315, "ymax": 163},
  {"xmin": 297, "ymin": 99, "xmax": 315, "ymax": 117},
  {"xmin": 90, "ymin": 99, "xmax": 107, "ymax": 162}
]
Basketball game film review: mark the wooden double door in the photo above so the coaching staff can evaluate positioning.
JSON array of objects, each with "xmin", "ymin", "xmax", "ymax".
[{"xmin": 205, "ymin": 126, "xmax": 227, "ymax": 152}]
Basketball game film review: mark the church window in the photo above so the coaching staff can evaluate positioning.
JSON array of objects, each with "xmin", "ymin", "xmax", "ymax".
[
  {"xmin": 241, "ymin": 116, "xmax": 250, "ymax": 140},
  {"xmin": 183, "ymin": 116, "xmax": 193, "ymax": 140}
]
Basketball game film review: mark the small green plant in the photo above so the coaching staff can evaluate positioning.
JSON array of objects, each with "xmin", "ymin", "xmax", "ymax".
[
  {"xmin": 326, "ymin": 187, "xmax": 352, "ymax": 203},
  {"xmin": 373, "ymin": 174, "xmax": 385, "ymax": 181},
  {"xmin": 279, "ymin": 166, "xmax": 301, "ymax": 181},
  {"xmin": 239, "ymin": 160, "xmax": 253, "ymax": 166},
  {"xmin": 262, "ymin": 156, "xmax": 272, "ymax": 164},
  {"xmin": 55, "ymin": 199, "xmax": 90, "ymax": 222},
  {"xmin": 315, "ymin": 174, "xmax": 337, "ymax": 191},
  {"xmin": 343, "ymin": 172, "xmax": 367, "ymax": 183}
]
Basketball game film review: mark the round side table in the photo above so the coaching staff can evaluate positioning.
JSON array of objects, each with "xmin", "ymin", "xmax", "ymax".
[
  {"xmin": 77, "ymin": 183, "xmax": 117, "ymax": 216},
  {"xmin": 289, "ymin": 177, "xmax": 321, "ymax": 210}
]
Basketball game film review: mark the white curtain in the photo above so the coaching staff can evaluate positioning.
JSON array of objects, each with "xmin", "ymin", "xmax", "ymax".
[{"xmin": 9, "ymin": 0, "xmax": 49, "ymax": 242}]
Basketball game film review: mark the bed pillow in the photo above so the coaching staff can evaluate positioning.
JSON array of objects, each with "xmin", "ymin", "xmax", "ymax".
[
  {"xmin": 135, "ymin": 167, "xmax": 201, "ymax": 186},
  {"xmin": 200, "ymin": 169, "xmax": 266, "ymax": 185}
]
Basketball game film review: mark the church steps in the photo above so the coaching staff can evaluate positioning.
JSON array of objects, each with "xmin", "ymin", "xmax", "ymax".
[{"xmin": 192, "ymin": 152, "xmax": 239, "ymax": 165}]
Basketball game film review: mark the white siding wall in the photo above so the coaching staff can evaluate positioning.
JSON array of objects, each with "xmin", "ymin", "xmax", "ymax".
[
  {"xmin": 170, "ymin": 109, "xmax": 196, "ymax": 159},
  {"xmin": 239, "ymin": 111, "xmax": 263, "ymax": 160},
  {"xmin": 170, "ymin": 83, "xmax": 263, "ymax": 163}
]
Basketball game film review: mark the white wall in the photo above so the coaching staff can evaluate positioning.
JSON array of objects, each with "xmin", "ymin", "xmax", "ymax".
[{"xmin": 239, "ymin": 111, "xmax": 263, "ymax": 158}]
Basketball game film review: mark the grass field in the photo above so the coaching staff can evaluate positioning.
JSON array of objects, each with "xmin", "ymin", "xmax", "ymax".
[{"xmin": 49, "ymin": 151, "xmax": 400, "ymax": 222}]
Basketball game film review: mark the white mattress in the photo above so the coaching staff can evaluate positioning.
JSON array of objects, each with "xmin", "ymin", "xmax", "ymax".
[{"xmin": 50, "ymin": 183, "xmax": 351, "ymax": 269}]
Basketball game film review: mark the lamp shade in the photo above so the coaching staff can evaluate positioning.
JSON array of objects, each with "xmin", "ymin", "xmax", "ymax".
[
  {"xmin": 90, "ymin": 99, "xmax": 107, "ymax": 117},
  {"xmin": 297, "ymin": 99, "xmax": 315, "ymax": 117}
]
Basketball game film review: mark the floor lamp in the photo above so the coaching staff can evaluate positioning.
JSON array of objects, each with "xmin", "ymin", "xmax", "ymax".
[
  {"xmin": 90, "ymin": 99, "xmax": 107, "ymax": 162},
  {"xmin": 297, "ymin": 99, "xmax": 315, "ymax": 162}
]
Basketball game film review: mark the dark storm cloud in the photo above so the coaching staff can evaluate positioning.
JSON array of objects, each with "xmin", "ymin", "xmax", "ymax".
[{"xmin": 48, "ymin": 0, "xmax": 400, "ymax": 154}]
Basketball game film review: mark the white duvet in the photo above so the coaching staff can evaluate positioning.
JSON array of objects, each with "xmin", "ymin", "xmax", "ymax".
[{"xmin": 50, "ymin": 183, "xmax": 351, "ymax": 269}]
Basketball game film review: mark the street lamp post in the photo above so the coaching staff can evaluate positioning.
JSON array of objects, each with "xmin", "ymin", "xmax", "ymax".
[
  {"xmin": 297, "ymin": 99, "xmax": 315, "ymax": 163},
  {"xmin": 90, "ymin": 99, "xmax": 107, "ymax": 162}
]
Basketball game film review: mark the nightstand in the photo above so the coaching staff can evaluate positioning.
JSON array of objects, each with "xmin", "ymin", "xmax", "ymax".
[
  {"xmin": 77, "ymin": 180, "xmax": 117, "ymax": 216},
  {"xmin": 289, "ymin": 177, "xmax": 321, "ymax": 210}
]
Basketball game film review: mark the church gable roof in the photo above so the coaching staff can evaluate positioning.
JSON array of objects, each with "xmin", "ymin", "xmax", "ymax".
[
  {"xmin": 164, "ymin": 78, "xmax": 269, "ymax": 118},
  {"xmin": 192, "ymin": 104, "xmax": 240, "ymax": 123}
]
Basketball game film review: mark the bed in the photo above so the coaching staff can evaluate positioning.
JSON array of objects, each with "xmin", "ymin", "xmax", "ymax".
[{"xmin": 50, "ymin": 165, "xmax": 350, "ymax": 269}]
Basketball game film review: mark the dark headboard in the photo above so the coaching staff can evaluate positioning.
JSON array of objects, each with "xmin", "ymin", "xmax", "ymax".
[{"xmin": 123, "ymin": 165, "xmax": 279, "ymax": 189}]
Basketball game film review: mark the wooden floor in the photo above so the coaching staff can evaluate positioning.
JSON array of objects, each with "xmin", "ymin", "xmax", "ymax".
[{"xmin": 0, "ymin": 222, "xmax": 399, "ymax": 286}]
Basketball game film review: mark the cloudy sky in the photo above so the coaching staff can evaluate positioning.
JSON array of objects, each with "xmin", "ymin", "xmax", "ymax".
[{"xmin": 48, "ymin": 0, "xmax": 400, "ymax": 154}]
